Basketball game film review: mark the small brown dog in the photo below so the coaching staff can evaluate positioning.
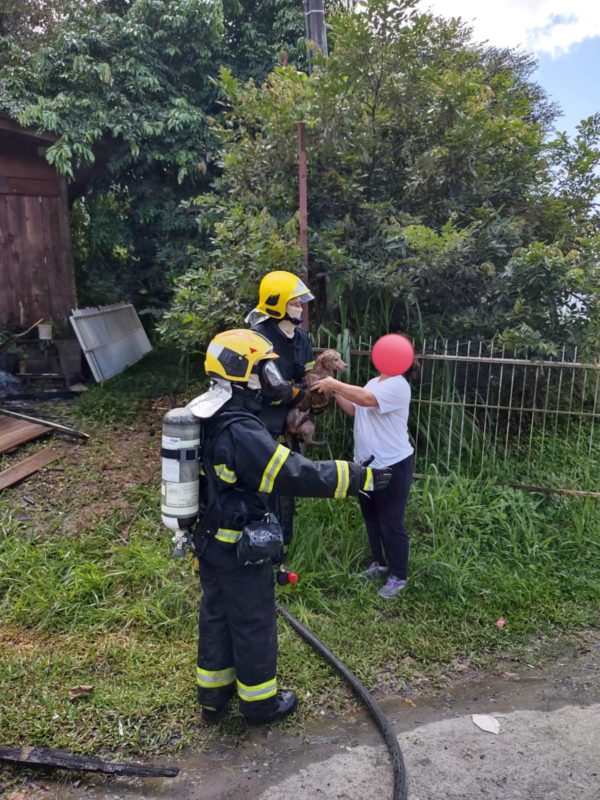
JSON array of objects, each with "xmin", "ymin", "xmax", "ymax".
[{"xmin": 285, "ymin": 349, "xmax": 347, "ymax": 448}]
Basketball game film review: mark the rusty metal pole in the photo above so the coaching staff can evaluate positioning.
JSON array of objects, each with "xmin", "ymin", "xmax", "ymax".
[
  {"xmin": 298, "ymin": 120, "xmax": 309, "ymax": 330},
  {"xmin": 299, "ymin": 1, "xmax": 327, "ymax": 330}
]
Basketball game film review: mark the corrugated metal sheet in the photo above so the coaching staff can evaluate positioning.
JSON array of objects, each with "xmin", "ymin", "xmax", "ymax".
[{"xmin": 70, "ymin": 303, "xmax": 152, "ymax": 382}]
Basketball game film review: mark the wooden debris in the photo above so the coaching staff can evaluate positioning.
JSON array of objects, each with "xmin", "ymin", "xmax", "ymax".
[
  {"xmin": 0, "ymin": 448, "xmax": 61, "ymax": 491},
  {"xmin": 0, "ymin": 416, "xmax": 51, "ymax": 453},
  {"xmin": 0, "ymin": 408, "xmax": 89, "ymax": 440},
  {"xmin": 68, "ymin": 685, "xmax": 94, "ymax": 700},
  {"xmin": 0, "ymin": 745, "xmax": 179, "ymax": 778}
]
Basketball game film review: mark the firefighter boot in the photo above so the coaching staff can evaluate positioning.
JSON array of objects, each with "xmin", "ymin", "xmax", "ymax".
[
  {"xmin": 198, "ymin": 683, "xmax": 235, "ymax": 724},
  {"xmin": 243, "ymin": 690, "xmax": 297, "ymax": 725}
]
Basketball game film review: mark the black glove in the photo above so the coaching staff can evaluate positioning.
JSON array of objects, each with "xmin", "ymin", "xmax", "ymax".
[
  {"xmin": 371, "ymin": 466, "xmax": 392, "ymax": 491},
  {"xmin": 358, "ymin": 456, "xmax": 392, "ymax": 492}
]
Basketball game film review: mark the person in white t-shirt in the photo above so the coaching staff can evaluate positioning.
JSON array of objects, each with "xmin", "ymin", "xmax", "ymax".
[{"xmin": 312, "ymin": 362, "xmax": 415, "ymax": 599}]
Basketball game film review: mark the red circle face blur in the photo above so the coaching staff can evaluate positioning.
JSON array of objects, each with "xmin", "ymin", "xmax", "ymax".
[{"xmin": 371, "ymin": 334, "xmax": 414, "ymax": 376}]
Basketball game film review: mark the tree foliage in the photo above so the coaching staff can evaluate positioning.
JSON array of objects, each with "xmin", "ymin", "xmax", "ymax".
[
  {"xmin": 0, "ymin": 0, "xmax": 306, "ymax": 307},
  {"xmin": 0, "ymin": 0, "xmax": 63, "ymax": 47},
  {"xmin": 162, "ymin": 0, "xmax": 600, "ymax": 355}
]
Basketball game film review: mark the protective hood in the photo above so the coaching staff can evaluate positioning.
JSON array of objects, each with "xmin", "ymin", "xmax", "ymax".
[{"xmin": 186, "ymin": 378, "xmax": 232, "ymax": 419}]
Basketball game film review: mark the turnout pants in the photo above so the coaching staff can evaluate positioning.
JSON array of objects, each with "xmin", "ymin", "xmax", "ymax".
[{"xmin": 197, "ymin": 537, "xmax": 279, "ymax": 719}]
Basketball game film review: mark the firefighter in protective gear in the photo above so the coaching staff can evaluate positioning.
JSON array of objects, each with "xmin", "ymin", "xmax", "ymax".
[
  {"xmin": 191, "ymin": 329, "xmax": 392, "ymax": 725},
  {"xmin": 245, "ymin": 271, "xmax": 316, "ymax": 545}
]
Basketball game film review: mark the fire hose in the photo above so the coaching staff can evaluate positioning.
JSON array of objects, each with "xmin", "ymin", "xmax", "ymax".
[{"xmin": 276, "ymin": 602, "xmax": 408, "ymax": 800}]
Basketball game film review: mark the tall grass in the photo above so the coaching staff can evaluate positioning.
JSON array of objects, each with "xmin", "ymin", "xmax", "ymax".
[
  {"xmin": 0, "ymin": 507, "xmax": 197, "ymax": 637},
  {"xmin": 1, "ymin": 350, "xmax": 599, "ymax": 755},
  {"xmin": 2, "ymin": 465, "xmax": 598, "ymax": 753}
]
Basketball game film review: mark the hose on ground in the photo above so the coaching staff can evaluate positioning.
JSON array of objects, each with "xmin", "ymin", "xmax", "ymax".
[{"xmin": 276, "ymin": 602, "xmax": 408, "ymax": 800}]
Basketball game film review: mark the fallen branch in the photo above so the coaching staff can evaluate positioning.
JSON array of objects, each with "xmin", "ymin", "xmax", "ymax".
[{"xmin": 0, "ymin": 746, "xmax": 179, "ymax": 778}]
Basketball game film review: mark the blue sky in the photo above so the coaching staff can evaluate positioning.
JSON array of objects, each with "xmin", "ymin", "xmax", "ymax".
[
  {"xmin": 537, "ymin": 38, "xmax": 600, "ymax": 136},
  {"xmin": 420, "ymin": 1, "xmax": 600, "ymax": 138}
]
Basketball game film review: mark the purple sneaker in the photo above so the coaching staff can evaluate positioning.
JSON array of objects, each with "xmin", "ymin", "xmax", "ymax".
[
  {"xmin": 360, "ymin": 561, "xmax": 388, "ymax": 580},
  {"xmin": 378, "ymin": 576, "xmax": 407, "ymax": 599}
]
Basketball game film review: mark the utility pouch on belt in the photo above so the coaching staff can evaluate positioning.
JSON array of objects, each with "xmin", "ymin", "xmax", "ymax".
[{"xmin": 237, "ymin": 514, "xmax": 283, "ymax": 566}]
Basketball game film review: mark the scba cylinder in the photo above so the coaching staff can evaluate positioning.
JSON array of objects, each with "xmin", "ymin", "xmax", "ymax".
[{"xmin": 161, "ymin": 408, "xmax": 201, "ymax": 533}]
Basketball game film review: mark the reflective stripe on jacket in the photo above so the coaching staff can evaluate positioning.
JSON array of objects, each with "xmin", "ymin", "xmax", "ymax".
[{"xmin": 201, "ymin": 407, "xmax": 365, "ymax": 542}]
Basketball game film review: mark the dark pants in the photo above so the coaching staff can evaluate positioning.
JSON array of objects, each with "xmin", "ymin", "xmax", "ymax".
[
  {"xmin": 358, "ymin": 455, "xmax": 413, "ymax": 580},
  {"xmin": 197, "ymin": 538, "xmax": 278, "ymax": 718}
]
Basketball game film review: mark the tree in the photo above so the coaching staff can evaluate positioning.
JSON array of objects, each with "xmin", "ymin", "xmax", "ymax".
[
  {"xmin": 0, "ymin": 0, "xmax": 63, "ymax": 46},
  {"xmin": 221, "ymin": 0, "xmax": 306, "ymax": 81},
  {"xmin": 161, "ymin": 0, "xmax": 600, "ymax": 356},
  {"xmin": 0, "ymin": 0, "xmax": 306, "ymax": 307}
]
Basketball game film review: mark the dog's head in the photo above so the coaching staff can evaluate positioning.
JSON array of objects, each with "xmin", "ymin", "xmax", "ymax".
[{"xmin": 316, "ymin": 349, "xmax": 347, "ymax": 375}]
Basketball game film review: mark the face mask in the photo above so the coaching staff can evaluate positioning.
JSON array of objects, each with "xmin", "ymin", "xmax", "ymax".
[{"xmin": 285, "ymin": 301, "xmax": 303, "ymax": 321}]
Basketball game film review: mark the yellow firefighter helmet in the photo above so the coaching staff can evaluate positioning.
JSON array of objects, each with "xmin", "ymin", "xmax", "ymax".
[
  {"xmin": 205, "ymin": 329, "xmax": 278, "ymax": 382},
  {"xmin": 256, "ymin": 271, "xmax": 314, "ymax": 319}
]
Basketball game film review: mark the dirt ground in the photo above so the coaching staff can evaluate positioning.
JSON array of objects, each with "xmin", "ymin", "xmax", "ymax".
[{"xmin": 2, "ymin": 632, "xmax": 599, "ymax": 800}]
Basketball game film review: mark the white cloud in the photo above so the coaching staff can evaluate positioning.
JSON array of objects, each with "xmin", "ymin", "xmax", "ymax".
[{"xmin": 421, "ymin": 1, "xmax": 600, "ymax": 57}]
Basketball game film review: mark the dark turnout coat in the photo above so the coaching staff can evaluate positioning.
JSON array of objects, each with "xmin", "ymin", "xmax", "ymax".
[
  {"xmin": 251, "ymin": 318, "xmax": 314, "ymax": 438},
  {"xmin": 195, "ymin": 398, "xmax": 371, "ymax": 719}
]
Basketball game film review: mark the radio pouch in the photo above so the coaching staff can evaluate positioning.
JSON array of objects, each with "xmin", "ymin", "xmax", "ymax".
[{"xmin": 237, "ymin": 514, "xmax": 284, "ymax": 566}]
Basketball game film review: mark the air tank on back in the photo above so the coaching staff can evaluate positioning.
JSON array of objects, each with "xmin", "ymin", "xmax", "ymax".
[{"xmin": 161, "ymin": 407, "xmax": 202, "ymax": 556}]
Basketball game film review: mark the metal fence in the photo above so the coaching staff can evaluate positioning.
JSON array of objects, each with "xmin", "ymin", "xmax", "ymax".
[{"xmin": 314, "ymin": 335, "xmax": 600, "ymax": 497}]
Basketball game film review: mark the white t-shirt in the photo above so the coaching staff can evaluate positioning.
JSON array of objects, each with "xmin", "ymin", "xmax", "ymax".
[{"xmin": 353, "ymin": 375, "xmax": 413, "ymax": 468}]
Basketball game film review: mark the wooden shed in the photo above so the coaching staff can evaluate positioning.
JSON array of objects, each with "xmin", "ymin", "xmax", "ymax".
[{"xmin": 0, "ymin": 113, "xmax": 77, "ymax": 331}]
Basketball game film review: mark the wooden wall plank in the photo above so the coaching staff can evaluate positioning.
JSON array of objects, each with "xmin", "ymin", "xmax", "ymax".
[
  {"xmin": 0, "ymin": 447, "xmax": 60, "ymax": 490},
  {"xmin": 0, "ymin": 153, "xmax": 56, "ymax": 181},
  {"xmin": 44, "ymin": 196, "xmax": 72, "ymax": 324},
  {"xmin": 0, "ymin": 418, "xmax": 52, "ymax": 452},
  {"xmin": 0, "ymin": 194, "xmax": 15, "ymax": 323},
  {"xmin": 0, "ymin": 116, "xmax": 56, "ymax": 142},
  {"xmin": 20, "ymin": 196, "xmax": 44, "ymax": 321},
  {"xmin": 0, "ymin": 162, "xmax": 76, "ymax": 328},
  {"xmin": 23, "ymin": 195, "xmax": 47, "ymax": 322},
  {"xmin": 0, "ymin": 153, "xmax": 77, "ymax": 330},
  {"xmin": 5, "ymin": 193, "xmax": 29, "ymax": 325},
  {"xmin": 3, "ymin": 178, "xmax": 60, "ymax": 197},
  {"xmin": 56, "ymin": 179, "xmax": 77, "ymax": 314}
]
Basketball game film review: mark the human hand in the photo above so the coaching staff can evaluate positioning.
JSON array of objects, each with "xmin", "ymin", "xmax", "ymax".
[{"xmin": 311, "ymin": 376, "xmax": 339, "ymax": 394}]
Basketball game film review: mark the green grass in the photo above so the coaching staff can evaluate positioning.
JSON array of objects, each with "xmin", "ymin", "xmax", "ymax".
[
  {"xmin": 73, "ymin": 349, "xmax": 202, "ymax": 423},
  {"xmin": 493, "ymin": 424, "xmax": 600, "ymax": 493},
  {"xmin": 282, "ymin": 474, "xmax": 600, "ymax": 688},
  {"xmin": 1, "ymin": 367, "xmax": 599, "ymax": 756}
]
